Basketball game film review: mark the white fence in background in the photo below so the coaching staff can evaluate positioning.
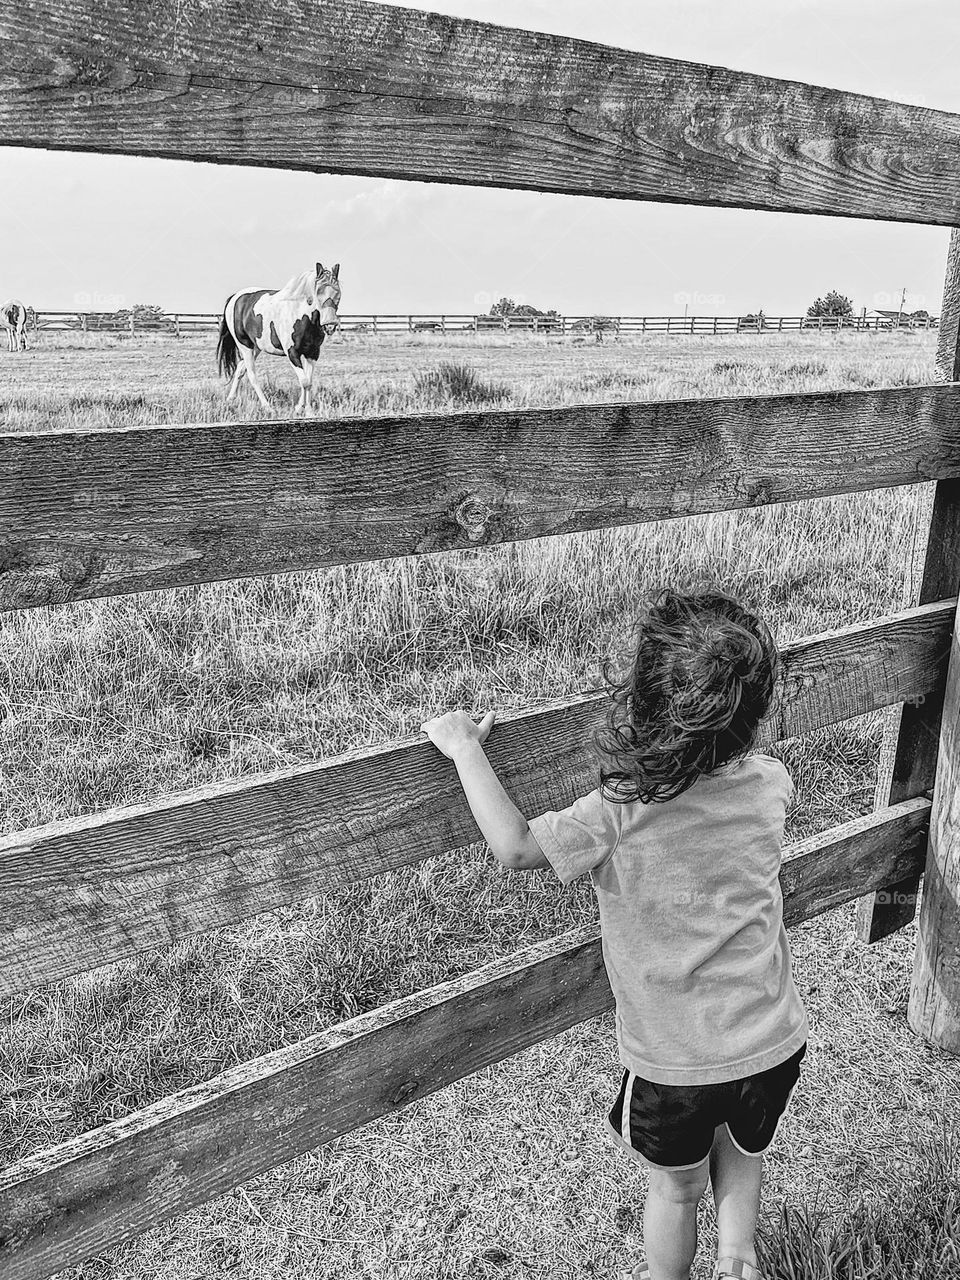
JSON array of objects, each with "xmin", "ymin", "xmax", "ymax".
[{"xmin": 26, "ymin": 310, "xmax": 940, "ymax": 337}]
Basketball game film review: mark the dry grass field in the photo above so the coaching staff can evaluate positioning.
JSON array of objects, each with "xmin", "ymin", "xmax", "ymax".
[{"xmin": 1, "ymin": 329, "xmax": 958, "ymax": 1280}]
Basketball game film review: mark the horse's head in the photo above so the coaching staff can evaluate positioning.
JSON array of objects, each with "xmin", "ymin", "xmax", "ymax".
[{"xmin": 313, "ymin": 262, "xmax": 341, "ymax": 334}]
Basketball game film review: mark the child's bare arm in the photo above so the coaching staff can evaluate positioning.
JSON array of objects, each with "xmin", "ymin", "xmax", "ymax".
[{"xmin": 420, "ymin": 710, "xmax": 548, "ymax": 870}]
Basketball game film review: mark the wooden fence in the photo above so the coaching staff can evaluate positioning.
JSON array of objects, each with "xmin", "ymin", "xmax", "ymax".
[
  {"xmin": 1, "ymin": 1, "xmax": 960, "ymax": 1275},
  {"xmin": 27, "ymin": 309, "xmax": 941, "ymax": 337}
]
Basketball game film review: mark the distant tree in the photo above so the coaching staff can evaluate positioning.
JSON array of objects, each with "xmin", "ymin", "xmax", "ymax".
[
  {"xmin": 806, "ymin": 290, "xmax": 853, "ymax": 318},
  {"xmin": 910, "ymin": 308, "xmax": 930, "ymax": 320},
  {"xmin": 489, "ymin": 298, "xmax": 558, "ymax": 319},
  {"xmin": 113, "ymin": 302, "xmax": 169, "ymax": 332}
]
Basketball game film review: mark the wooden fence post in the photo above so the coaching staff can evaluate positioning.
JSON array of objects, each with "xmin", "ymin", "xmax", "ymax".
[
  {"xmin": 909, "ymin": 588, "xmax": 960, "ymax": 1052},
  {"xmin": 857, "ymin": 227, "xmax": 960, "ymax": 945},
  {"xmin": 907, "ymin": 229, "xmax": 960, "ymax": 1051}
]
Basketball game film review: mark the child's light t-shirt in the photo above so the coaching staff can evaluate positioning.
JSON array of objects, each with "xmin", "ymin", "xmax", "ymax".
[{"xmin": 528, "ymin": 753, "xmax": 808, "ymax": 1086}]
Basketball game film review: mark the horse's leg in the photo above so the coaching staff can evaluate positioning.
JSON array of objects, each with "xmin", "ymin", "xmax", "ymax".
[
  {"xmin": 241, "ymin": 346, "xmax": 273, "ymax": 413},
  {"xmin": 226, "ymin": 360, "xmax": 246, "ymax": 403},
  {"xmin": 298, "ymin": 358, "xmax": 317, "ymax": 415},
  {"xmin": 292, "ymin": 364, "xmax": 306, "ymax": 415},
  {"xmin": 289, "ymin": 358, "xmax": 313, "ymax": 415}
]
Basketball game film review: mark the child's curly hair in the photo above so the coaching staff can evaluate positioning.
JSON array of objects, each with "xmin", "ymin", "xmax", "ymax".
[{"xmin": 595, "ymin": 588, "xmax": 779, "ymax": 804}]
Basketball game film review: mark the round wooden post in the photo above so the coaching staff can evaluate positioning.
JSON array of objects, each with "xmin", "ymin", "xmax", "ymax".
[
  {"xmin": 908, "ymin": 590, "xmax": 960, "ymax": 1053},
  {"xmin": 903, "ymin": 228, "xmax": 960, "ymax": 1050},
  {"xmin": 858, "ymin": 228, "xmax": 960, "ymax": 946}
]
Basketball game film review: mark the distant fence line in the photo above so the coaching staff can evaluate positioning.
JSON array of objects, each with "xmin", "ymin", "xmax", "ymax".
[{"xmin": 26, "ymin": 310, "xmax": 940, "ymax": 337}]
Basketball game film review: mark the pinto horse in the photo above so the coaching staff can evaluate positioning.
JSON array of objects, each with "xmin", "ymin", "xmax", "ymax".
[
  {"xmin": 217, "ymin": 263, "xmax": 341, "ymax": 414},
  {"xmin": 1, "ymin": 300, "xmax": 28, "ymax": 353}
]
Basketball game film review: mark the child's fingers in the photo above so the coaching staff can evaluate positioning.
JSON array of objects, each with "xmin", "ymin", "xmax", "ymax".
[{"xmin": 477, "ymin": 710, "xmax": 496, "ymax": 740}]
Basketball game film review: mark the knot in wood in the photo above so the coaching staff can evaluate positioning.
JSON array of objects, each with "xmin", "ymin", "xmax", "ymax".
[
  {"xmin": 390, "ymin": 1079, "xmax": 419, "ymax": 1106},
  {"xmin": 0, "ymin": 569, "xmax": 73, "ymax": 609},
  {"xmin": 453, "ymin": 493, "xmax": 495, "ymax": 543}
]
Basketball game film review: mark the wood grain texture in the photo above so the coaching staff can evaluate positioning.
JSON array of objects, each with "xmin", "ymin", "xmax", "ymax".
[
  {"xmin": 0, "ymin": 797, "xmax": 930, "ymax": 1280},
  {"xmin": 4, "ymin": 385, "xmax": 960, "ymax": 611},
  {"xmin": 857, "ymin": 229, "xmax": 960, "ymax": 943},
  {"xmin": 3, "ymin": 0, "xmax": 960, "ymax": 224},
  {"xmin": 908, "ymin": 595, "xmax": 960, "ymax": 1050},
  {"xmin": 1, "ymin": 599, "xmax": 952, "ymax": 998}
]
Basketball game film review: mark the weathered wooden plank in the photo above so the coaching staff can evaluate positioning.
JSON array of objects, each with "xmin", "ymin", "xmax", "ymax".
[
  {"xmin": 779, "ymin": 798, "xmax": 931, "ymax": 921},
  {"xmin": 908, "ymin": 594, "xmax": 960, "ymax": 1050},
  {"xmin": 0, "ymin": 797, "xmax": 930, "ymax": 1280},
  {"xmin": 4, "ymin": 384, "xmax": 960, "ymax": 611},
  {"xmin": 857, "ymin": 229, "xmax": 960, "ymax": 943},
  {"xmin": 3, "ymin": 0, "xmax": 960, "ymax": 224},
  {"xmin": 1, "ymin": 599, "xmax": 951, "ymax": 997}
]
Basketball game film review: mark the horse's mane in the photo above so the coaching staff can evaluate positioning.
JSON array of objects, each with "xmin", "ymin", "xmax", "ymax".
[{"xmin": 272, "ymin": 268, "xmax": 318, "ymax": 300}]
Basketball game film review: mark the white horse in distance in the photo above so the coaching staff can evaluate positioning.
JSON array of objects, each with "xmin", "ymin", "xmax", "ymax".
[
  {"xmin": 1, "ymin": 300, "xmax": 28, "ymax": 352},
  {"xmin": 217, "ymin": 263, "xmax": 341, "ymax": 414}
]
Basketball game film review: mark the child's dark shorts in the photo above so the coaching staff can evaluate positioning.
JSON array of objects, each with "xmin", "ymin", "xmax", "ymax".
[{"xmin": 605, "ymin": 1043, "xmax": 806, "ymax": 1172}]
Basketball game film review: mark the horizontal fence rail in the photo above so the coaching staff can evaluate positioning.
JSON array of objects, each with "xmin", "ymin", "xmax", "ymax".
[
  {"xmin": 2, "ymin": 1, "xmax": 960, "ymax": 224},
  {"xmin": 24, "ymin": 311, "xmax": 941, "ymax": 337},
  {"xmin": 0, "ymin": 796, "xmax": 932, "ymax": 1280},
  {"xmin": 3, "ymin": 383, "xmax": 960, "ymax": 611},
  {"xmin": 1, "ymin": 597, "xmax": 952, "ymax": 997}
]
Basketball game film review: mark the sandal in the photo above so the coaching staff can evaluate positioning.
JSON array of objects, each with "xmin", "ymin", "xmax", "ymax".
[
  {"xmin": 623, "ymin": 1256, "xmax": 765, "ymax": 1280},
  {"xmin": 714, "ymin": 1259, "xmax": 766, "ymax": 1280}
]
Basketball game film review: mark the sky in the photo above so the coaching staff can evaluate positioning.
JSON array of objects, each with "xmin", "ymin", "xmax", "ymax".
[{"xmin": 2, "ymin": 0, "xmax": 959, "ymax": 318}]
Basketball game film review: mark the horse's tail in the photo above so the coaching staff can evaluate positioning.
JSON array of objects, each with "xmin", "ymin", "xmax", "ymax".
[{"xmin": 217, "ymin": 301, "xmax": 238, "ymax": 378}]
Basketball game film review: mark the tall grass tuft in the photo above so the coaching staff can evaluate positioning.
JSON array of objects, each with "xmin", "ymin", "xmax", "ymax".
[
  {"xmin": 757, "ymin": 1124, "xmax": 960, "ymax": 1278},
  {"xmin": 412, "ymin": 361, "xmax": 511, "ymax": 406},
  {"xmin": 781, "ymin": 360, "xmax": 829, "ymax": 378}
]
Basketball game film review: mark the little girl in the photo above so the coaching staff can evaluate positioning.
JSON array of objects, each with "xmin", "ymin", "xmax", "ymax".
[{"xmin": 421, "ymin": 588, "xmax": 808, "ymax": 1280}]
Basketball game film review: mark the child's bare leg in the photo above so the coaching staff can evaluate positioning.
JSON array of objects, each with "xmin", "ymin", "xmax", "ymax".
[
  {"xmin": 708, "ymin": 1123, "xmax": 763, "ymax": 1270},
  {"xmin": 644, "ymin": 1161, "xmax": 709, "ymax": 1280}
]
